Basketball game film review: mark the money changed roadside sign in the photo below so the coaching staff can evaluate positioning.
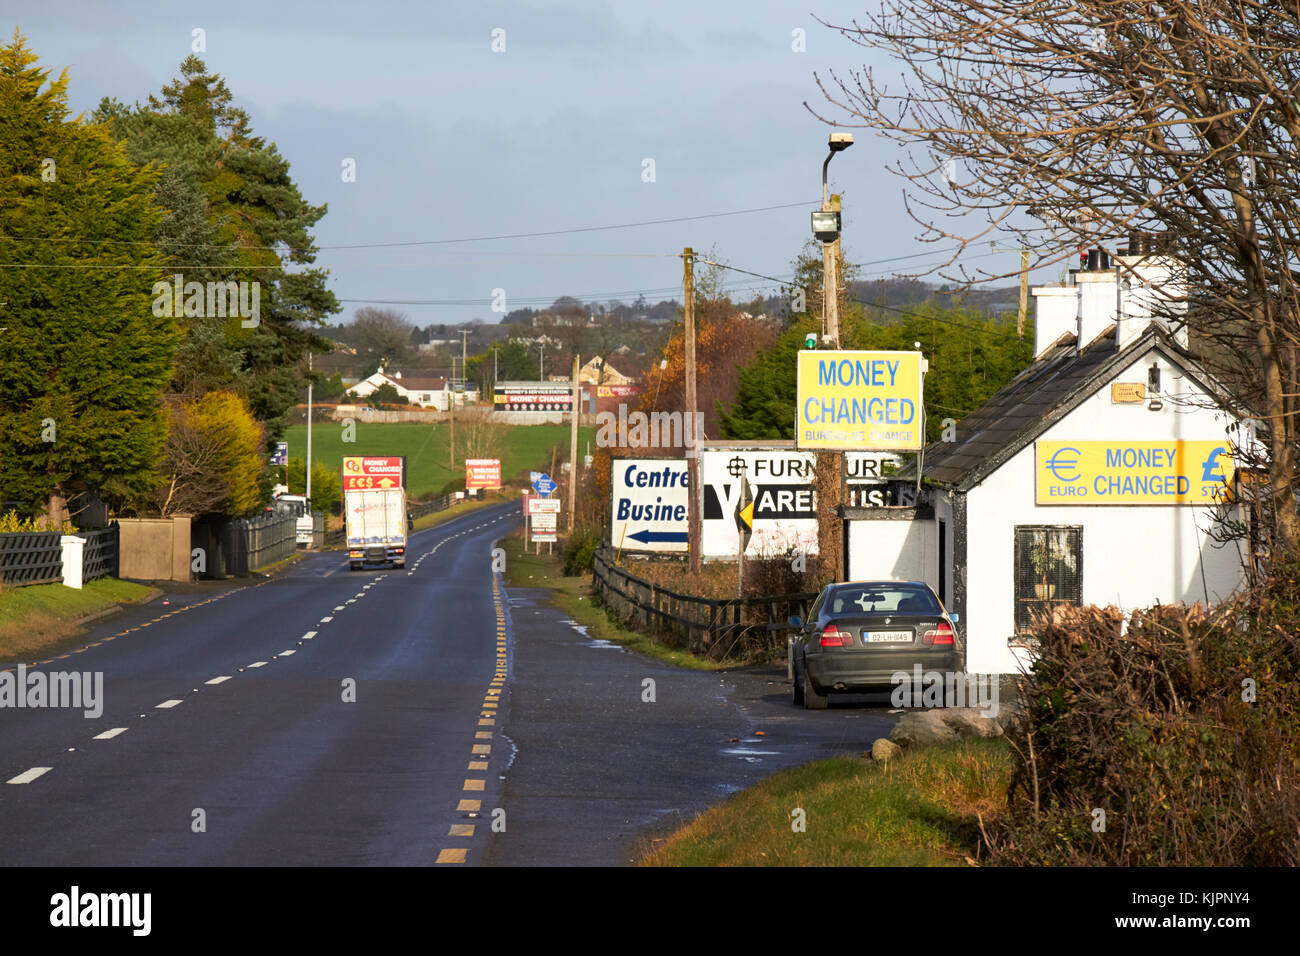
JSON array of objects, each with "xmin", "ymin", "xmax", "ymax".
[{"xmin": 796, "ymin": 350, "xmax": 924, "ymax": 451}]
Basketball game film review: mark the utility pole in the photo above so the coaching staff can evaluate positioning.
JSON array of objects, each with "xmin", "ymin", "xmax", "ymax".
[
  {"xmin": 458, "ymin": 330, "xmax": 470, "ymax": 387},
  {"xmin": 538, "ymin": 340, "xmax": 546, "ymax": 379},
  {"xmin": 991, "ymin": 242, "xmax": 1031, "ymax": 338},
  {"xmin": 568, "ymin": 354, "xmax": 579, "ymax": 533},
  {"xmin": 448, "ymin": 369, "xmax": 454, "ymax": 469},
  {"xmin": 823, "ymin": 193, "xmax": 842, "ymax": 346},
  {"xmin": 684, "ymin": 247, "xmax": 701, "ymax": 574},
  {"xmin": 306, "ymin": 350, "xmax": 313, "ymax": 505},
  {"xmin": 1018, "ymin": 245, "xmax": 1029, "ymax": 339}
]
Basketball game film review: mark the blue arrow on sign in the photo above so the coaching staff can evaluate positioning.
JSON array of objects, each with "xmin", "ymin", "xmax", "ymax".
[{"xmin": 627, "ymin": 529, "xmax": 689, "ymax": 544}]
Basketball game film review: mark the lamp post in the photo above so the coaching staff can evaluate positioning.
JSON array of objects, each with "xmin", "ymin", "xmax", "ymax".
[{"xmin": 812, "ymin": 132, "xmax": 853, "ymax": 347}]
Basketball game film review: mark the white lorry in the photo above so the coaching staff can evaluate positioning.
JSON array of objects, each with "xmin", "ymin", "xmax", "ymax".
[
  {"xmin": 271, "ymin": 494, "xmax": 315, "ymax": 547},
  {"xmin": 344, "ymin": 484, "xmax": 407, "ymax": 570}
]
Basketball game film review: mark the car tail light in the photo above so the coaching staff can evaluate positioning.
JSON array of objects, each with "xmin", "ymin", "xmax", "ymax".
[
  {"xmin": 820, "ymin": 624, "xmax": 848, "ymax": 647},
  {"xmin": 922, "ymin": 622, "xmax": 955, "ymax": 646}
]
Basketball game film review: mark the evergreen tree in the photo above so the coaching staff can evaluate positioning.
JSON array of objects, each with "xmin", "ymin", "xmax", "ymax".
[
  {"xmin": 93, "ymin": 55, "xmax": 339, "ymax": 434},
  {"xmin": 0, "ymin": 32, "xmax": 177, "ymax": 524}
]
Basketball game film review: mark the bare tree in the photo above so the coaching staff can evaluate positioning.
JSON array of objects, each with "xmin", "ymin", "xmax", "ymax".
[
  {"xmin": 812, "ymin": 1, "xmax": 1300, "ymax": 550},
  {"xmin": 346, "ymin": 307, "xmax": 415, "ymax": 374},
  {"xmin": 455, "ymin": 407, "xmax": 508, "ymax": 463}
]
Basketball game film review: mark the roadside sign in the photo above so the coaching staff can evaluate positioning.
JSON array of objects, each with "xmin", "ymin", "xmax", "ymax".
[
  {"xmin": 1036, "ymin": 440, "xmax": 1234, "ymax": 505},
  {"xmin": 610, "ymin": 458, "xmax": 688, "ymax": 553},
  {"xmin": 701, "ymin": 447, "xmax": 817, "ymax": 557},
  {"xmin": 528, "ymin": 498, "xmax": 561, "ymax": 515},
  {"xmin": 530, "ymin": 471, "xmax": 542, "ymax": 482},
  {"xmin": 530, "ymin": 512, "xmax": 558, "ymax": 542},
  {"xmin": 796, "ymin": 350, "xmax": 924, "ymax": 450},
  {"xmin": 272, "ymin": 442, "xmax": 288, "ymax": 466},
  {"xmin": 465, "ymin": 458, "xmax": 502, "ymax": 489},
  {"xmin": 532, "ymin": 473, "xmax": 556, "ymax": 495},
  {"xmin": 734, "ymin": 468, "xmax": 754, "ymax": 553},
  {"xmin": 342, "ymin": 456, "xmax": 405, "ymax": 490}
]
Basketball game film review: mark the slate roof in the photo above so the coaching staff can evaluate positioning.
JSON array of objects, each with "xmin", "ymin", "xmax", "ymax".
[{"xmin": 903, "ymin": 323, "xmax": 1233, "ymax": 492}]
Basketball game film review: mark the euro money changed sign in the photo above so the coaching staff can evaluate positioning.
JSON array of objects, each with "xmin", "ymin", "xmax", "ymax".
[{"xmin": 1036, "ymin": 441, "xmax": 1234, "ymax": 505}]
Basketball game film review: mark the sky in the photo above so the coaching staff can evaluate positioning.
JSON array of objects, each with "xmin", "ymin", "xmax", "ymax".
[{"xmin": 9, "ymin": 0, "xmax": 1032, "ymax": 327}]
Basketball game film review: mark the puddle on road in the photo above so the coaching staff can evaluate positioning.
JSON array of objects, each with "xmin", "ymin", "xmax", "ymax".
[
  {"xmin": 564, "ymin": 620, "xmax": 624, "ymax": 652},
  {"xmin": 720, "ymin": 748, "xmax": 780, "ymax": 762}
]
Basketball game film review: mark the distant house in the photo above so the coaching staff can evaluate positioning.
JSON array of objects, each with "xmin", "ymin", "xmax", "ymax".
[
  {"xmin": 348, "ymin": 368, "xmax": 478, "ymax": 409},
  {"xmin": 578, "ymin": 356, "xmax": 634, "ymax": 386}
]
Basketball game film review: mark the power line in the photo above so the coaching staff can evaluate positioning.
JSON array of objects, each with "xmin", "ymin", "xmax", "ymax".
[{"xmin": 0, "ymin": 200, "xmax": 821, "ymax": 252}]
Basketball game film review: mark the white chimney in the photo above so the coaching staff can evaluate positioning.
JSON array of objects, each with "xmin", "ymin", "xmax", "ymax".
[
  {"xmin": 1032, "ymin": 286, "xmax": 1079, "ymax": 358},
  {"xmin": 1116, "ymin": 253, "xmax": 1188, "ymax": 350},
  {"xmin": 1075, "ymin": 268, "xmax": 1118, "ymax": 349}
]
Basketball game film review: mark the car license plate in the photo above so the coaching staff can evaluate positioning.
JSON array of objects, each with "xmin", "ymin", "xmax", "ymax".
[{"xmin": 865, "ymin": 630, "xmax": 912, "ymax": 643}]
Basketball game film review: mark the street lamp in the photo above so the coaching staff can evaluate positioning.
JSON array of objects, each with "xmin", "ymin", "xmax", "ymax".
[{"xmin": 812, "ymin": 132, "xmax": 853, "ymax": 346}]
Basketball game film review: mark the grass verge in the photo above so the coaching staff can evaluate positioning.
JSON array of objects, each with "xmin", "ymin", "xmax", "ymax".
[
  {"xmin": 500, "ymin": 533, "xmax": 720, "ymax": 671},
  {"xmin": 0, "ymin": 578, "xmax": 160, "ymax": 662},
  {"xmin": 411, "ymin": 492, "xmax": 517, "ymax": 533},
  {"xmin": 639, "ymin": 737, "xmax": 1013, "ymax": 866}
]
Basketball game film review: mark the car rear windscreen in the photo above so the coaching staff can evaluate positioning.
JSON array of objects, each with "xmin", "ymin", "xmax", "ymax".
[{"xmin": 829, "ymin": 586, "xmax": 940, "ymax": 616}]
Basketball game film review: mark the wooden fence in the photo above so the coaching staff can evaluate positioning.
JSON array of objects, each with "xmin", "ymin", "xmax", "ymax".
[
  {"xmin": 0, "ymin": 531, "xmax": 63, "ymax": 586},
  {"xmin": 80, "ymin": 524, "xmax": 119, "ymax": 581},
  {"xmin": 590, "ymin": 548, "xmax": 818, "ymax": 660}
]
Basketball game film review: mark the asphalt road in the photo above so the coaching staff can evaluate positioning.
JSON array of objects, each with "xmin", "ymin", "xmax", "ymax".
[{"xmin": 0, "ymin": 500, "xmax": 895, "ymax": 866}]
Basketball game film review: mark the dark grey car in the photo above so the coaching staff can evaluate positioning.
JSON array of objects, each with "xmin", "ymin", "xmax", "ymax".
[{"xmin": 789, "ymin": 580, "xmax": 963, "ymax": 709}]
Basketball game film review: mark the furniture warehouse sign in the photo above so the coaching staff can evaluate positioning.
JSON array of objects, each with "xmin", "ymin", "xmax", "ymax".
[
  {"xmin": 796, "ymin": 350, "xmax": 924, "ymax": 450},
  {"xmin": 1036, "ymin": 441, "xmax": 1234, "ymax": 505}
]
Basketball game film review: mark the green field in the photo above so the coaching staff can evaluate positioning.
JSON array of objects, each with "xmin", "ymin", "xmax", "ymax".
[{"xmin": 282, "ymin": 422, "xmax": 596, "ymax": 499}]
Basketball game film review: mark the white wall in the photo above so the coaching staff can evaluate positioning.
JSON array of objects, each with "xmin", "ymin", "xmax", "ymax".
[
  {"xmin": 962, "ymin": 346, "xmax": 1247, "ymax": 674},
  {"xmin": 847, "ymin": 518, "xmax": 937, "ymax": 590}
]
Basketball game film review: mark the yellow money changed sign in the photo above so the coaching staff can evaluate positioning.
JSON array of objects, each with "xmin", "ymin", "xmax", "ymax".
[
  {"xmin": 1036, "ymin": 441, "xmax": 1234, "ymax": 505},
  {"xmin": 796, "ymin": 350, "xmax": 924, "ymax": 450}
]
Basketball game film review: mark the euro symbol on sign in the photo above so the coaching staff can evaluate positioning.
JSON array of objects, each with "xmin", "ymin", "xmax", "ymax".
[
  {"xmin": 1201, "ymin": 447, "xmax": 1227, "ymax": 483},
  {"xmin": 1046, "ymin": 447, "xmax": 1082, "ymax": 482}
]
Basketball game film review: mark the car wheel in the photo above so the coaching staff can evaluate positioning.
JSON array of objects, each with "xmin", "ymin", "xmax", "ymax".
[
  {"xmin": 803, "ymin": 668, "xmax": 828, "ymax": 710},
  {"xmin": 792, "ymin": 657, "xmax": 805, "ymax": 706},
  {"xmin": 349, "ymin": 563, "xmax": 361, "ymax": 572}
]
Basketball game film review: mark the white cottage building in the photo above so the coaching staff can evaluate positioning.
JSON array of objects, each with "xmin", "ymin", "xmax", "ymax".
[{"xmin": 902, "ymin": 246, "xmax": 1251, "ymax": 674}]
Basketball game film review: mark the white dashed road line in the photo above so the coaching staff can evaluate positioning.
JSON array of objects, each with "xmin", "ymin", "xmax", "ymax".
[
  {"xmin": 278, "ymin": 650, "xmax": 296, "ymax": 657},
  {"xmin": 205, "ymin": 676, "xmax": 231, "ymax": 685},
  {"xmin": 302, "ymin": 631, "xmax": 317, "ymax": 640},
  {"xmin": 320, "ymin": 616, "xmax": 333, "ymax": 623},
  {"xmin": 7, "ymin": 767, "xmax": 52, "ymax": 784},
  {"xmin": 156, "ymin": 700, "xmax": 182, "ymax": 709},
  {"xmin": 248, "ymin": 661, "xmax": 267, "ymax": 668},
  {"xmin": 93, "ymin": 728, "xmax": 128, "ymax": 740}
]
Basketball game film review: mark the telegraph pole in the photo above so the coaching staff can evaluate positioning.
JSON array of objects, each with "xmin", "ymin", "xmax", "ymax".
[
  {"xmin": 1018, "ymin": 245, "xmax": 1029, "ymax": 338},
  {"xmin": 684, "ymin": 247, "xmax": 701, "ymax": 574},
  {"xmin": 306, "ymin": 350, "xmax": 313, "ymax": 504},
  {"xmin": 568, "ymin": 354, "xmax": 579, "ymax": 533},
  {"xmin": 823, "ymin": 194, "xmax": 842, "ymax": 346}
]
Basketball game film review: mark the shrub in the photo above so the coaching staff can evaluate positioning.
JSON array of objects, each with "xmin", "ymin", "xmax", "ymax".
[
  {"xmin": 562, "ymin": 525, "xmax": 601, "ymax": 576},
  {"xmin": 988, "ymin": 555, "xmax": 1300, "ymax": 866}
]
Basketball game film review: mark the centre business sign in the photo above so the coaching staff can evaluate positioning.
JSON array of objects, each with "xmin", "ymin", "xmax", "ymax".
[
  {"xmin": 796, "ymin": 350, "xmax": 924, "ymax": 450},
  {"xmin": 1036, "ymin": 441, "xmax": 1234, "ymax": 505},
  {"xmin": 611, "ymin": 458, "xmax": 689, "ymax": 552}
]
